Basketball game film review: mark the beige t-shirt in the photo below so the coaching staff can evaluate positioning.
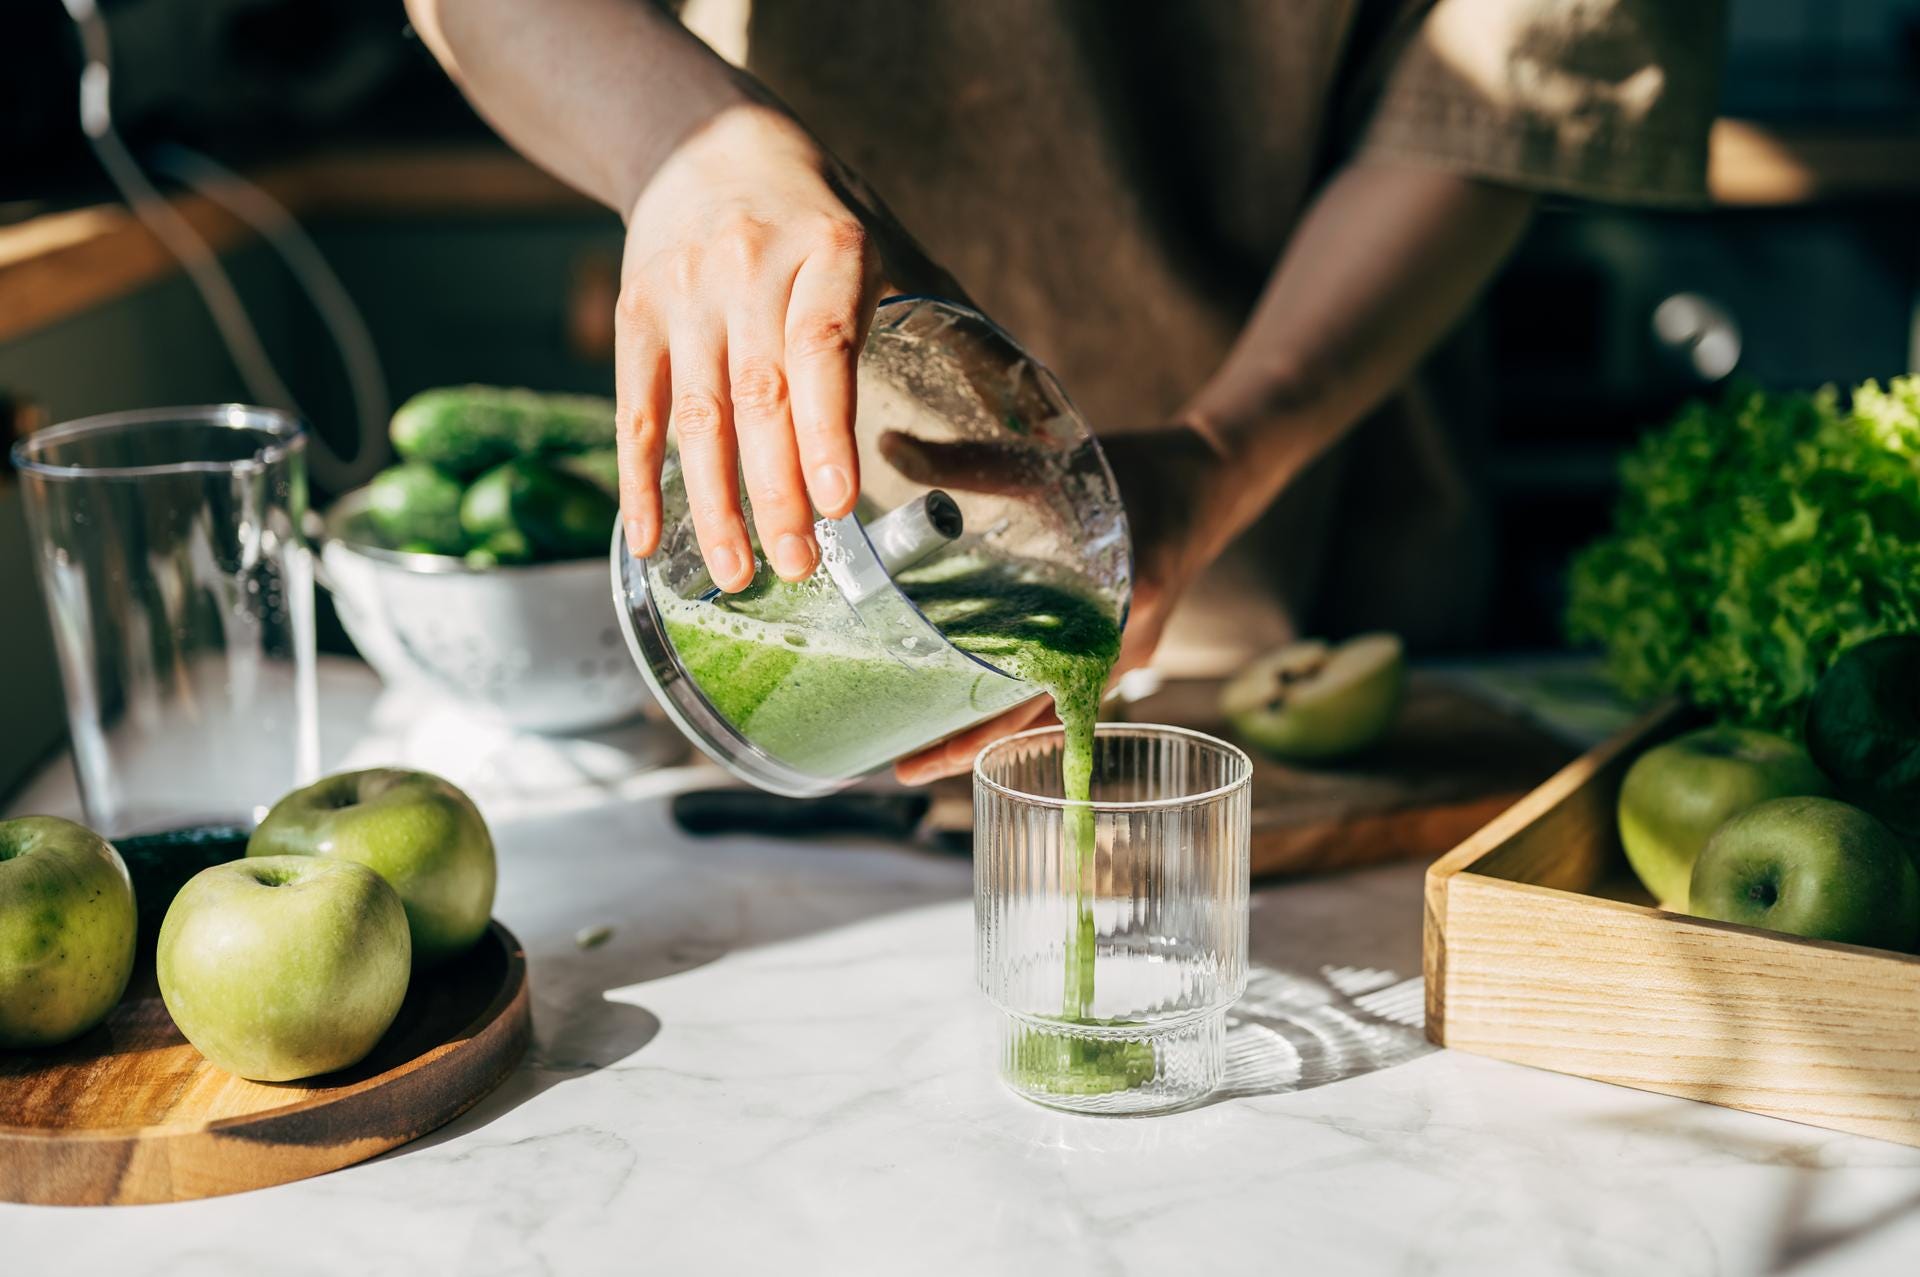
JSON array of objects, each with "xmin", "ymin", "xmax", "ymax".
[{"xmin": 738, "ymin": 0, "xmax": 1723, "ymax": 667}]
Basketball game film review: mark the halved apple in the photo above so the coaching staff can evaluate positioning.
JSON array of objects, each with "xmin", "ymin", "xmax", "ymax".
[{"xmin": 1221, "ymin": 633, "xmax": 1406, "ymax": 763}]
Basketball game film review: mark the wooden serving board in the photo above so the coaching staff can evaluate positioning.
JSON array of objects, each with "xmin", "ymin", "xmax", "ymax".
[
  {"xmin": 934, "ymin": 674, "xmax": 1577, "ymax": 879},
  {"xmin": 0, "ymin": 921, "xmax": 531, "ymax": 1206},
  {"xmin": 1426, "ymin": 703, "xmax": 1920, "ymax": 1148}
]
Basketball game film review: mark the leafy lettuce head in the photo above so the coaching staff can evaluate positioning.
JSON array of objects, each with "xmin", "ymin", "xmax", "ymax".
[{"xmin": 1567, "ymin": 377, "xmax": 1920, "ymax": 733}]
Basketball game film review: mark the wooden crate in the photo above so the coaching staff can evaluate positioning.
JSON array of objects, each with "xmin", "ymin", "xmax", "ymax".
[{"xmin": 1424, "ymin": 703, "xmax": 1920, "ymax": 1147}]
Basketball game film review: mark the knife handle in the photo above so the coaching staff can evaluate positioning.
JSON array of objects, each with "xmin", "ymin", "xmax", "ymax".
[{"xmin": 670, "ymin": 789, "xmax": 932, "ymax": 840}]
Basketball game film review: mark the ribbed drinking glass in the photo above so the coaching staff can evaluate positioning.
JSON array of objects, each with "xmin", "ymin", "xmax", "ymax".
[{"xmin": 974, "ymin": 723, "xmax": 1251, "ymax": 1113}]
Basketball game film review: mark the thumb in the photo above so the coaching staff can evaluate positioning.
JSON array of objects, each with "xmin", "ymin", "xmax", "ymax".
[{"xmin": 877, "ymin": 431, "xmax": 1051, "ymax": 497}]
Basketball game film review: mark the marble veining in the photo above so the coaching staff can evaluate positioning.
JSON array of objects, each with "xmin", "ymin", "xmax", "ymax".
[{"xmin": 5, "ymin": 663, "xmax": 1920, "ymax": 1275}]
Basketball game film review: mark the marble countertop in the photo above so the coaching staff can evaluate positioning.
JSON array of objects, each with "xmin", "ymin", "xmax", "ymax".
[{"xmin": 6, "ymin": 663, "xmax": 1920, "ymax": 1276}]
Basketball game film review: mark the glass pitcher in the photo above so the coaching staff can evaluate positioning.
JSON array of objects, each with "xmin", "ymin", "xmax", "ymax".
[
  {"xmin": 13, "ymin": 405, "xmax": 319, "ymax": 836},
  {"xmin": 614, "ymin": 297, "xmax": 1131, "ymax": 796}
]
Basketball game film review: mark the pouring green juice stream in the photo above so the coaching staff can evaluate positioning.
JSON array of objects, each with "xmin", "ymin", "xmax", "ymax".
[{"xmin": 661, "ymin": 555, "xmax": 1150, "ymax": 1091}]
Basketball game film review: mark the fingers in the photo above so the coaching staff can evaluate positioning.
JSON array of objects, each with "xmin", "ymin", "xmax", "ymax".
[
  {"xmin": 729, "ymin": 292, "xmax": 817, "ymax": 581},
  {"xmin": 621, "ymin": 213, "xmax": 875, "ymax": 587},
  {"xmin": 786, "ymin": 218, "xmax": 878, "ymax": 520},
  {"xmin": 666, "ymin": 301, "xmax": 756, "ymax": 593},
  {"xmin": 893, "ymin": 697, "xmax": 1058, "ymax": 786},
  {"xmin": 614, "ymin": 290, "xmax": 671, "ymax": 557}
]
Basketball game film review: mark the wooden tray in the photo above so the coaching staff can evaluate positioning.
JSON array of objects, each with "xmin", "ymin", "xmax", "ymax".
[
  {"xmin": 1425, "ymin": 703, "xmax": 1920, "ymax": 1147},
  {"xmin": 0, "ymin": 921, "xmax": 531, "ymax": 1205}
]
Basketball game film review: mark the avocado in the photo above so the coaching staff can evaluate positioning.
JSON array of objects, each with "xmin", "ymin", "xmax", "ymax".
[
  {"xmin": 1806, "ymin": 634, "xmax": 1920, "ymax": 836},
  {"xmin": 116, "ymin": 824, "xmax": 249, "ymax": 954}
]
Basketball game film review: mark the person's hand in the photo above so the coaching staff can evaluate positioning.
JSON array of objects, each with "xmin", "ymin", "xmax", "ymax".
[
  {"xmin": 888, "ymin": 423, "xmax": 1232, "ymax": 784},
  {"xmin": 615, "ymin": 104, "xmax": 953, "ymax": 591}
]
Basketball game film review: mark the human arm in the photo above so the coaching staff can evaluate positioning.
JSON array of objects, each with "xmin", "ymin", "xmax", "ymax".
[
  {"xmin": 404, "ymin": 0, "xmax": 952, "ymax": 588},
  {"xmin": 1167, "ymin": 161, "xmax": 1535, "ymax": 578},
  {"xmin": 404, "ymin": 0, "xmax": 756, "ymax": 218}
]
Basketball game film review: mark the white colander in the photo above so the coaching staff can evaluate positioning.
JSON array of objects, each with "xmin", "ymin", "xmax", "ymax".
[{"xmin": 318, "ymin": 489, "xmax": 652, "ymax": 734}]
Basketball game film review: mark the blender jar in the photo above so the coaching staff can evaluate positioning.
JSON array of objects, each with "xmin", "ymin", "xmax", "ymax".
[{"xmin": 614, "ymin": 297, "xmax": 1131, "ymax": 796}]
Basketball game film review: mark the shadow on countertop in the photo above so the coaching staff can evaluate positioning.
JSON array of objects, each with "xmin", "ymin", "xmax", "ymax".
[
  {"xmin": 1566, "ymin": 1098, "xmax": 1920, "ymax": 1274},
  {"xmin": 403, "ymin": 811, "xmax": 1440, "ymax": 1152},
  {"xmin": 1211, "ymin": 861, "xmax": 1435, "ymax": 1104}
]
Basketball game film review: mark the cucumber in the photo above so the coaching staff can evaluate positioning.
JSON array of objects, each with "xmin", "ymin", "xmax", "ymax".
[
  {"xmin": 116, "ymin": 825, "xmax": 249, "ymax": 954},
  {"xmin": 390, "ymin": 386, "xmax": 617, "ymax": 477},
  {"xmin": 461, "ymin": 457, "xmax": 618, "ymax": 562},
  {"xmin": 363, "ymin": 462, "xmax": 467, "ymax": 554},
  {"xmin": 554, "ymin": 446, "xmax": 620, "ymax": 498},
  {"xmin": 464, "ymin": 528, "xmax": 534, "ymax": 569},
  {"xmin": 458, "ymin": 461, "xmax": 516, "ymax": 539}
]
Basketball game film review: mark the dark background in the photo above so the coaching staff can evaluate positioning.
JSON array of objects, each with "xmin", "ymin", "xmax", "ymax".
[
  {"xmin": 3, "ymin": 0, "xmax": 1919, "ymax": 651},
  {"xmin": 7, "ymin": 1, "xmax": 1920, "ymax": 199}
]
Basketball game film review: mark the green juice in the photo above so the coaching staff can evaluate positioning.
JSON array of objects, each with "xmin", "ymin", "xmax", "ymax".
[
  {"xmin": 661, "ymin": 560, "xmax": 1121, "ymax": 785},
  {"xmin": 903, "ymin": 571, "xmax": 1133, "ymax": 1088},
  {"xmin": 664, "ymin": 557, "xmax": 1149, "ymax": 1094}
]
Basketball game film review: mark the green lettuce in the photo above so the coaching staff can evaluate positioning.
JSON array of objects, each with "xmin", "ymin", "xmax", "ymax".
[{"xmin": 1567, "ymin": 376, "xmax": 1920, "ymax": 733}]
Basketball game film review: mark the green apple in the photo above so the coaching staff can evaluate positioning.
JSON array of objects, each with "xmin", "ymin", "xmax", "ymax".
[
  {"xmin": 1617, "ymin": 725, "xmax": 1830, "ymax": 911},
  {"xmin": 157, "ymin": 855, "xmax": 411, "ymax": 1081},
  {"xmin": 1805, "ymin": 633, "xmax": 1920, "ymax": 837},
  {"xmin": 1689, "ymin": 796, "xmax": 1920, "ymax": 950},
  {"xmin": 247, "ymin": 769, "xmax": 495, "ymax": 965},
  {"xmin": 0, "ymin": 816, "xmax": 137, "ymax": 1048},
  {"xmin": 1220, "ymin": 633, "xmax": 1405, "ymax": 763}
]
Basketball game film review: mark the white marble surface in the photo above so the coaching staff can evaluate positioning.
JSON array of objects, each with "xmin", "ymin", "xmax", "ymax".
[{"xmin": 7, "ymin": 662, "xmax": 1920, "ymax": 1276}]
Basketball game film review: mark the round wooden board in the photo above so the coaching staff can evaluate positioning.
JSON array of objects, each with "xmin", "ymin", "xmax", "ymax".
[{"xmin": 0, "ymin": 921, "xmax": 531, "ymax": 1206}]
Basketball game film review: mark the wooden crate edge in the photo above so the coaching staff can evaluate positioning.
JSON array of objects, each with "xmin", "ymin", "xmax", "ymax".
[{"xmin": 1423, "ymin": 698, "xmax": 1684, "ymax": 1046}]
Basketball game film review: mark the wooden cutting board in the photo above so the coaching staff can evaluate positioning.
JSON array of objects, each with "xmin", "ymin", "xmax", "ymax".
[
  {"xmin": 933, "ymin": 674, "xmax": 1578, "ymax": 878},
  {"xmin": 0, "ymin": 921, "xmax": 530, "ymax": 1206}
]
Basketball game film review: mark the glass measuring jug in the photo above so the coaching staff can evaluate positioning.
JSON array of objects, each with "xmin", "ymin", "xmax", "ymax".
[{"xmin": 13, "ymin": 405, "xmax": 319, "ymax": 837}]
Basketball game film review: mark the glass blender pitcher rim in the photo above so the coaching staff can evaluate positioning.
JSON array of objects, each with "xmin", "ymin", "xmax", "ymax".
[{"xmin": 10, "ymin": 403, "xmax": 307, "ymax": 481}]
